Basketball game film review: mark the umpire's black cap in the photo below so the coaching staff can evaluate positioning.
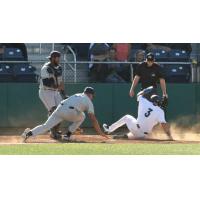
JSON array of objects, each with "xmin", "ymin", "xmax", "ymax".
[
  {"xmin": 146, "ymin": 52, "xmax": 155, "ymax": 61},
  {"xmin": 84, "ymin": 87, "xmax": 95, "ymax": 95},
  {"xmin": 47, "ymin": 51, "xmax": 61, "ymax": 59}
]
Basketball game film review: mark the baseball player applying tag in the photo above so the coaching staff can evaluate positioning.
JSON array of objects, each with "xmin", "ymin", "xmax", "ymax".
[
  {"xmin": 103, "ymin": 86, "xmax": 173, "ymax": 140},
  {"xmin": 22, "ymin": 87, "xmax": 108, "ymax": 142}
]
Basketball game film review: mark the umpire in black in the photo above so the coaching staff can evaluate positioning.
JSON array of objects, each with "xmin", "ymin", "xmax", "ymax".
[{"xmin": 129, "ymin": 52, "xmax": 168, "ymax": 98}]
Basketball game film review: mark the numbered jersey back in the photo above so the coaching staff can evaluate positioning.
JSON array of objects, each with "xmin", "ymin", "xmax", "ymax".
[{"xmin": 137, "ymin": 96, "xmax": 166, "ymax": 133}]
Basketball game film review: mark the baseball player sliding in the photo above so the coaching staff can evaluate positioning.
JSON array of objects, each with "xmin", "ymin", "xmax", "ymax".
[
  {"xmin": 39, "ymin": 51, "xmax": 68, "ymax": 140},
  {"xmin": 103, "ymin": 86, "xmax": 173, "ymax": 140},
  {"xmin": 21, "ymin": 87, "xmax": 108, "ymax": 142}
]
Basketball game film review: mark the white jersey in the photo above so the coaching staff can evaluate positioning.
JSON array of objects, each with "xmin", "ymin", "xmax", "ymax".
[
  {"xmin": 61, "ymin": 93, "xmax": 95, "ymax": 114},
  {"xmin": 137, "ymin": 96, "xmax": 166, "ymax": 133}
]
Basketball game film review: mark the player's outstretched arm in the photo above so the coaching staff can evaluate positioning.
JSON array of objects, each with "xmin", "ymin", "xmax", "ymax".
[
  {"xmin": 161, "ymin": 123, "xmax": 173, "ymax": 140},
  {"xmin": 88, "ymin": 113, "xmax": 109, "ymax": 139}
]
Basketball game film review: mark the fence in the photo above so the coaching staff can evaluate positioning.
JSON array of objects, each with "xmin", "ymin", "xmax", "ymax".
[{"xmin": 0, "ymin": 83, "xmax": 199, "ymax": 128}]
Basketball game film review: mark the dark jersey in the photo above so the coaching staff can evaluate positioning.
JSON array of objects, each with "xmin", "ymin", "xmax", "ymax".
[{"xmin": 135, "ymin": 62, "xmax": 165, "ymax": 90}]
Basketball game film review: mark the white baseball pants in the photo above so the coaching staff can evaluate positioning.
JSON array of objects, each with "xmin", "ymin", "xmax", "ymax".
[
  {"xmin": 31, "ymin": 104, "xmax": 85, "ymax": 136},
  {"xmin": 108, "ymin": 115, "xmax": 145, "ymax": 139},
  {"xmin": 39, "ymin": 89, "xmax": 62, "ymax": 111}
]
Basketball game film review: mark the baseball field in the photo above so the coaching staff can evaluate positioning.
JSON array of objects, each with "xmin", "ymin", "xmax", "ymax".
[{"xmin": 0, "ymin": 127, "xmax": 200, "ymax": 155}]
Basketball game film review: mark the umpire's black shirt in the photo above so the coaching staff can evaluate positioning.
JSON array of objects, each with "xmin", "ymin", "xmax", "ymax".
[{"xmin": 135, "ymin": 62, "xmax": 165, "ymax": 90}]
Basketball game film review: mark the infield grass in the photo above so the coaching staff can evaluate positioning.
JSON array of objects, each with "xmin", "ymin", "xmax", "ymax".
[{"xmin": 0, "ymin": 143, "xmax": 200, "ymax": 155}]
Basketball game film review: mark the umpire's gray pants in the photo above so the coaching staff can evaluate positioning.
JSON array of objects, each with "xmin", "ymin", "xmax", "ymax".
[{"xmin": 31, "ymin": 104, "xmax": 85, "ymax": 136}]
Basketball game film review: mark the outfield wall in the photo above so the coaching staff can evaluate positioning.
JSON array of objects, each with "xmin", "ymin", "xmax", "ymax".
[{"xmin": 0, "ymin": 83, "xmax": 199, "ymax": 128}]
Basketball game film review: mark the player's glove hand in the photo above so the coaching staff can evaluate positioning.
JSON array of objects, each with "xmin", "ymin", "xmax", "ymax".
[{"xmin": 99, "ymin": 132, "xmax": 109, "ymax": 139}]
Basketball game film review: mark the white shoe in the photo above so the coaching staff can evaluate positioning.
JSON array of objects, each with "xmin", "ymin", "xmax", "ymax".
[
  {"xmin": 21, "ymin": 128, "xmax": 31, "ymax": 142},
  {"xmin": 103, "ymin": 124, "xmax": 111, "ymax": 134}
]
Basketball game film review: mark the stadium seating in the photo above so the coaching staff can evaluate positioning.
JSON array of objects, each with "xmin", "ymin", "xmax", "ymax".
[
  {"xmin": 168, "ymin": 49, "xmax": 190, "ymax": 62},
  {"xmin": 4, "ymin": 48, "xmax": 24, "ymax": 61},
  {"xmin": 0, "ymin": 63, "xmax": 13, "ymax": 82},
  {"xmin": 13, "ymin": 63, "xmax": 38, "ymax": 82},
  {"xmin": 151, "ymin": 49, "xmax": 169, "ymax": 62},
  {"xmin": 162, "ymin": 64, "xmax": 191, "ymax": 83}
]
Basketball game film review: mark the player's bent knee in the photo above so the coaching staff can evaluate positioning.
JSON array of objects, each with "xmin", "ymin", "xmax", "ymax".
[
  {"xmin": 80, "ymin": 112, "xmax": 86, "ymax": 121},
  {"xmin": 124, "ymin": 115, "xmax": 132, "ymax": 120}
]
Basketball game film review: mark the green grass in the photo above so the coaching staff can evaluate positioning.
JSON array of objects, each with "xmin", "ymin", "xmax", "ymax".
[{"xmin": 0, "ymin": 143, "xmax": 200, "ymax": 155}]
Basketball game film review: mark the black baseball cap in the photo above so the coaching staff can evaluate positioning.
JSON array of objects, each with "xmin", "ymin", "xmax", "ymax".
[
  {"xmin": 146, "ymin": 53, "xmax": 155, "ymax": 61},
  {"xmin": 47, "ymin": 51, "xmax": 61, "ymax": 59},
  {"xmin": 84, "ymin": 87, "xmax": 95, "ymax": 95}
]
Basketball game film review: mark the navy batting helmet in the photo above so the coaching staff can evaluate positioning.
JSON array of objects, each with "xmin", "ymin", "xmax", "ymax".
[
  {"xmin": 150, "ymin": 95, "xmax": 162, "ymax": 107},
  {"xmin": 84, "ymin": 87, "xmax": 95, "ymax": 95}
]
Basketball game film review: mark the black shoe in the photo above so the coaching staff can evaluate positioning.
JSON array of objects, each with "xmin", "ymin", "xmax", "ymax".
[
  {"xmin": 63, "ymin": 131, "xmax": 72, "ymax": 142},
  {"xmin": 50, "ymin": 131, "xmax": 62, "ymax": 140},
  {"xmin": 113, "ymin": 134, "xmax": 128, "ymax": 140}
]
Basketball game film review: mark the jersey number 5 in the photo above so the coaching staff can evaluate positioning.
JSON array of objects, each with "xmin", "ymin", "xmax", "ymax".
[{"xmin": 145, "ymin": 108, "xmax": 153, "ymax": 118}]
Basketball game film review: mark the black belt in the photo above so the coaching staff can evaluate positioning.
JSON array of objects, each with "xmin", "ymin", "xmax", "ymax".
[
  {"xmin": 69, "ymin": 106, "xmax": 74, "ymax": 109},
  {"xmin": 137, "ymin": 124, "xmax": 148, "ymax": 135},
  {"xmin": 60, "ymin": 103, "xmax": 74, "ymax": 110}
]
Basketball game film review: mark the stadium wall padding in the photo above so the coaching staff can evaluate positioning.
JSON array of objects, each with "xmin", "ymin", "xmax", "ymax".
[{"xmin": 0, "ymin": 83, "xmax": 199, "ymax": 128}]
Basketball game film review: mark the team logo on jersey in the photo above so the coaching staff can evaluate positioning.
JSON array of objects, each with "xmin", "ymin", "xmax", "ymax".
[{"xmin": 151, "ymin": 73, "xmax": 156, "ymax": 77}]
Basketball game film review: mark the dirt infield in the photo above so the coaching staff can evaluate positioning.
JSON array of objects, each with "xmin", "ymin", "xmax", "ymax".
[
  {"xmin": 1, "ymin": 127, "xmax": 200, "ymax": 144},
  {"xmin": 1, "ymin": 134, "xmax": 200, "ymax": 144}
]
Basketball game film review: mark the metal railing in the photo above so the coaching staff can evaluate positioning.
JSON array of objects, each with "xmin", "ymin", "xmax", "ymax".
[{"xmin": 1, "ymin": 60, "xmax": 197, "ymax": 83}]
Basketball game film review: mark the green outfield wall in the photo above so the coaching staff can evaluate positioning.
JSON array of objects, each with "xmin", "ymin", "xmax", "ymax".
[{"xmin": 0, "ymin": 83, "xmax": 199, "ymax": 128}]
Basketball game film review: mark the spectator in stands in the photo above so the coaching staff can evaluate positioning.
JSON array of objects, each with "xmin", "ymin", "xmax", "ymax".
[
  {"xmin": 0, "ymin": 44, "xmax": 4, "ymax": 60},
  {"xmin": 112, "ymin": 43, "xmax": 132, "ymax": 82},
  {"xmin": 88, "ymin": 43, "xmax": 110, "ymax": 82},
  {"xmin": 105, "ymin": 48, "xmax": 126, "ymax": 83},
  {"xmin": 132, "ymin": 50, "xmax": 146, "ymax": 78},
  {"xmin": 135, "ymin": 50, "xmax": 145, "ymax": 62},
  {"xmin": 113, "ymin": 43, "xmax": 131, "ymax": 61}
]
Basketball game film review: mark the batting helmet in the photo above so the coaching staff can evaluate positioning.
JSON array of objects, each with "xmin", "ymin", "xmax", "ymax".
[
  {"xmin": 84, "ymin": 87, "xmax": 95, "ymax": 95},
  {"xmin": 150, "ymin": 95, "xmax": 162, "ymax": 107}
]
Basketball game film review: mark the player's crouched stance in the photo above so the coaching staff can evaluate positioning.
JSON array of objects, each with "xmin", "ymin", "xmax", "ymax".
[
  {"xmin": 21, "ymin": 87, "xmax": 108, "ymax": 143},
  {"xmin": 103, "ymin": 87, "xmax": 173, "ymax": 140}
]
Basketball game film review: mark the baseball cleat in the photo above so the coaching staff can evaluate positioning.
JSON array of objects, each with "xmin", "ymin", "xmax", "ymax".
[
  {"xmin": 50, "ymin": 131, "xmax": 62, "ymax": 140},
  {"xmin": 62, "ymin": 135, "xmax": 71, "ymax": 142},
  {"xmin": 103, "ymin": 124, "xmax": 111, "ymax": 134},
  {"xmin": 21, "ymin": 128, "xmax": 32, "ymax": 142},
  {"xmin": 113, "ymin": 134, "xmax": 128, "ymax": 140},
  {"xmin": 62, "ymin": 131, "xmax": 72, "ymax": 142}
]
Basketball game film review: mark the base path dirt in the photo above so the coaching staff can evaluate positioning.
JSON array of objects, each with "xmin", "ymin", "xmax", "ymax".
[{"xmin": 0, "ymin": 134, "xmax": 200, "ymax": 145}]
